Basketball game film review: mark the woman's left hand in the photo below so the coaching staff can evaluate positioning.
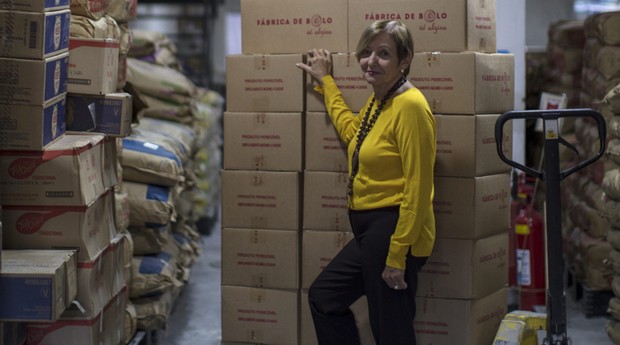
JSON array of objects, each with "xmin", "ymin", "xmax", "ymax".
[{"xmin": 382, "ymin": 265, "xmax": 407, "ymax": 290}]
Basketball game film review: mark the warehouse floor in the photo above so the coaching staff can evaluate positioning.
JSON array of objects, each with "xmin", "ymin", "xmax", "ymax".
[{"xmin": 163, "ymin": 224, "xmax": 614, "ymax": 345}]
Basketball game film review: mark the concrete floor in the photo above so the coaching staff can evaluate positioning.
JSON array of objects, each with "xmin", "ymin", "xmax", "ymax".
[{"xmin": 163, "ymin": 226, "xmax": 614, "ymax": 345}]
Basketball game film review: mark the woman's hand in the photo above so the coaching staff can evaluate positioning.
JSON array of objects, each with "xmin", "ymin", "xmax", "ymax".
[
  {"xmin": 382, "ymin": 265, "xmax": 407, "ymax": 290},
  {"xmin": 296, "ymin": 48, "xmax": 331, "ymax": 86}
]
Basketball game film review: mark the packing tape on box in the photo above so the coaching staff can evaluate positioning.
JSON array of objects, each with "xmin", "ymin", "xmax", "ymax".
[
  {"xmin": 253, "ymin": 54, "xmax": 269, "ymax": 71},
  {"xmin": 249, "ymin": 329, "xmax": 264, "ymax": 343},
  {"xmin": 250, "ymin": 289, "xmax": 266, "ymax": 303}
]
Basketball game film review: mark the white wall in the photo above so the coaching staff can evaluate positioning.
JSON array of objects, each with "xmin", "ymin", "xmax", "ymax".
[{"xmin": 526, "ymin": 0, "xmax": 576, "ymax": 49}]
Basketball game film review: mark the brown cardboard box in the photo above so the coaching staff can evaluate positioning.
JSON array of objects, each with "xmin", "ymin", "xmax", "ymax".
[
  {"xmin": 221, "ymin": 285, "xmax": 299, "ymax": 345},
  {"xmin": 300, "ymin": 292, "xmax": 374, "ymax": 345},
  {"xmin": 226, "ymin": 54, "xmax": 304, "ymax": 112},
  {"xmin": 0, "ymin": 249, "xmax": 77, "ymax": 322},
  {"xmin": 67, "ymin": 38, "xmax": 119, "ymax": 95},
  {"xmin": 302, "ymin": 171, "xmax": 351, "ymax": 232},
  {"xmin": 223, "ymin": 112, "xmax": 303, "ymax": 172},
  {"xmin": 1, "ymin": 189, "xmax": 116, "ymax": 262},
  {"xmin": 0, "ymin": 9, "xmax": 70, "ymax": 59},
  {"xmin": 25, "ymin": 287, "xmax": 128, "ymax": 345},
  {"xmin": 0, "ymin": 53, "xmax": 69, "ymax": 105},
  {"xmin": 302, "ymin": 230, "xmax": 354, "ymax": 289},
  {"xmin": 434, "ymin": 174, "xmax": 510, "ymax": 239},
  {"xmin": 411, "ymin": 52, "xmax": 514, "ymax": 114},
  {"xmin": 0, "ymin": 322, "xmax": 26, "ymax": 345},
  {"xmin": 434, "ymin": 114, "xmax": 512, "ymax": 177},
  {"xmin": 62, "ymin": 235, "xmax": 127, "ymax": 320},
  {"xmin": 0, "ymin": 94, "xmax": 66, "ymax": 150},
  {"xmin": 0, "ymin": 133, "xmax": 116, "ymax": 206},
  {"xmin": 415, "ymin": 288, "xmax": 508, "ymax": 345},
  {"xmin": 222, "ymin": 228, "xmax": 300, "ymax": 290},
  {"xmin": 306, "ymin": 53, "xmax": 371, "ymax": 112},
  {"xmin": 0, "ymin": 0, "xmax": 69, "ymax": 12},
  {"xmin": 241, "ymin": 0, "xmax": 348, "ymax": 54},
  {"xmin": 222, "ymin": 170, "xmax": 301, "ymax": 230},
  {"xmin": 66, "ymin": 92, "xmax": 133, "ymax": 137},
  {"xmin": 304, "ymin": 112, "xmax": 348, "ymax": 172},
  {"xmin": 348, "ymin": 0, "xmax": 496, "ymax": 53},
  {"xmin": 417, "ymin": 232, "xmax": 508, "ymax": 299}
]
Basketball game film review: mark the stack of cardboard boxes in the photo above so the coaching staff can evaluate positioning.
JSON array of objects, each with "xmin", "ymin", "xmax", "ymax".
[
  {"xmin": 0, "ymin": 1, "xmax": 133, "ymax": 344},
  {"xmin": 225, "ymin": 0, "xmax": 515, "ymax": 344}
]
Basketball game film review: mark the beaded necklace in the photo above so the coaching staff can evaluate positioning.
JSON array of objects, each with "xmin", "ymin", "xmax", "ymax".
[{"xmin": 347, "ymin": 75, "xmax": 408, "ymax": 198}]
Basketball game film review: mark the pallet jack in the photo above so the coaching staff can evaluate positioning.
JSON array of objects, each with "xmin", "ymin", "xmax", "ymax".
[{"xmin": 492, "ymin": 109, "xmax": 607, "ymax": 345}]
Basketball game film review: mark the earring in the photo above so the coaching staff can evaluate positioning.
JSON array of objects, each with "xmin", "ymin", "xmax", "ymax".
[{"xmin": 400, "ymin": 69, "xmax": 405, "ymax": 74}]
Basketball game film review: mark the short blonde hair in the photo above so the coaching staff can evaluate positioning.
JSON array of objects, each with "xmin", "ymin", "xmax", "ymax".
[{"xmin": 354, "ymin": 20, "xmax": 414, "ymax": 76}]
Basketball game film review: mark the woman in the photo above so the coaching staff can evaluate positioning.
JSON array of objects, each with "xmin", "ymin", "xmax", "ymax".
[{"xmin": 296, "ymin": 20, "xmax": 436, "ymax": 345}]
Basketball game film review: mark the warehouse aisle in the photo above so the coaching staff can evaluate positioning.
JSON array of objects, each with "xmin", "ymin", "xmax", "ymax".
[{"xmin": 164, "ymin": 225, "xmax": 613, "ymax": 345}]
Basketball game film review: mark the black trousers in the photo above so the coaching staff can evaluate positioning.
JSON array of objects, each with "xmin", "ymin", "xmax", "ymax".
[{"xmin": 308, "ymin": 206, "xmax": 427, "ymax": 345}]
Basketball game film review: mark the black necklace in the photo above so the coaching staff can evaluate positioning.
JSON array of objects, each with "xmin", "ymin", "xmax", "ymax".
[{"xmin": 347, "ymin": 75, "xmax": 408, "ymax": 198}]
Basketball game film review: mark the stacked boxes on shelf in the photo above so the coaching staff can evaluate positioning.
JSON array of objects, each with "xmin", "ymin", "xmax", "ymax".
[
  {"xmin": 225, "ymin": 0, "xmax": 514, "ymax": 344},
  {"xmin": 0, "ymin": 1, "xmax": 73, "ymax": 344},
  {"xmin": 0, "ymin": 1, "xmax": 135, "ymax": 344}
]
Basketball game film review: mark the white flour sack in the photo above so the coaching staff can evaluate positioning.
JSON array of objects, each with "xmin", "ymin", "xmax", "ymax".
[
  {"xmin": 121, "ymin": 135, "xmax": 185, "ymax": 187},
  {"xmin": 603, "ymin": 169, "xmax": 620, "ymax": 200},
  {"xmin": 130, "ymin": 252, "xmax": 182, "ymax": 299},
  {"xmin": 134, "ymin": 118, "xmax": 197, "ymax": 163},
  {"xmin": 123, "ymin": 181, "xmax": 176, "ymax": 228},
  {"xmin": 126, "ymin": 57, "xmax": 196, "ymax": 104},
  {"xmin": 129, "ymin": 225, "xmax": 171, "ymax": 256}
]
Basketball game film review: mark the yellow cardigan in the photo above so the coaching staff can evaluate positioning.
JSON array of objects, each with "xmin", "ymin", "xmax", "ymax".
[{"xmin": 317, "ymin": 75, "xmax": 436, "ymax": 269}]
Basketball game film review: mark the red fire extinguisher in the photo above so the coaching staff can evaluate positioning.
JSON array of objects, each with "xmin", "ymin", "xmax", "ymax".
[{"xmin": 514, "ymin": 197, "xmax": 546, "ymax": 312}]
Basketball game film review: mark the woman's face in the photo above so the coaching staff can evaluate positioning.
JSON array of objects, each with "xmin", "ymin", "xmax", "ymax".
[{"xmin": 359, "ymin": 31, "xmax": 408, "ymax": 91}]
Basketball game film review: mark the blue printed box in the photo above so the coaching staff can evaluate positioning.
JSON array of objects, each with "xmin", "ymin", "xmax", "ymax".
[
  {"xmin": 0, "ymin": 9, "xmax": 70, "ymax": 59},
  {"xmin": 0, "ymin": 52, "xmax": 69, "ymax": 105},
  {"xmin": 0, "ymin": 0, "xmax": 70, "ymax": 12},
  {"xmin": 66, "ymin": 92, "xmax": 132, "ymax": 137},
  {"xmin": 0, "ymin": 250, "xmax": 77, "ymax": 322},
  {"xmin": 0, "ymin": 94, "xmax": 66, "ymax": 150}
]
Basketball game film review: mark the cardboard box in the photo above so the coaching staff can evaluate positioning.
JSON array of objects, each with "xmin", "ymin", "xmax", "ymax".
[
  {"xmin": 300, "ymin": 292, "xmax": 374, "ymax": 345},
  {"xmin": 26, "ymin": 286, "xmax": 128, "ymax": 345},
  {"xmin": 0, "ymin": 322, "xmax": 26, "ymax": 345},
  {"xmin": 66, "ymin": 92, "xmax": 132, "ymax": 137},
  {"xmin": 222, "ymin": 228, "xmax": 300, "ymax": 290},
  {"xmin": 348, "ymin": 0, "xmax": 496, "ymax": 53},
  {"xmin": 302, "ymin": 171, "xmax": 351, "ymax": 231},
  {"xmin": 0, "ymin": 52, "xmax": 69, "ymax": 105},
  {"xmin": 0, "ymin": 133, "xmax": 117, "ymax": 206},
  {"xmin": 1, "ymin": 189, "xmax": 116, "ymax": 262},
  {"xmin": 61, "ymin": 239, "xmax": 121, "ymax": 318},
  {"xmin": 222, "ymin": 170, "xmax": 301, "ymax": 230},
  {"xmin": 223, "ymin": 112, "xmax": 303, "ymax": 172},
  {"xmin": 434, "ymin": 114, "xmax": 512, "ymax": 177},
  {"xmin": 302, "ymin": 230, "xmax": 354, "ymax": 289},
  {"xmin": 67, "ymin": 38, "xmax": 119, "ymax": 95},
  {"xmin": 304, "ymin": 112, "xmax": 348, "ymax": 172},
  {"xmin": 307, "ymin": 53, "xmax": 371, "ymax": 112},
  {"xmin": 0, "ymin": 249, "xmax": 77, "ymax": 322},
  {"xmin": 0, "ymin": 94, "xmax": 66, "ymax": 151},
  {"xmin": 415, "ymin": 288, "xmax": 508, "ymax": 345},
  {"xmin": 434, "ymin": 174, "xmax": 510, "ymax": 239},
  {"xmin": 411, "ymin": 52, "xmax": 514, "ymax": 114},
  {"xmin": 0, "ymin": 10, "xmax": 70, "ymax": 60},
  {"xmin": 226, "ymin": 54, "xmax": 304, "ymax": 112},
  {"xmin": 241, "ymin": 0, "xmax": 348, "ymax": 54},
  {"xmin": 221, "ymin": 286, "xmax": 299, "ymax": 345},
  {"xmin": 417, "ymin": 232, "xmax": 508, "ymax": 299},
  {"xmin": 0, "ymin": 0, "xmax": 70, "ymax": 12}
]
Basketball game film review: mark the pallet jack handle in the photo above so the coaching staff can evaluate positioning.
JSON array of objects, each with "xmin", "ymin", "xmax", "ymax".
[{"xmin": 495, "ymin": 109, "xmax": 606, "ymax": 345}]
